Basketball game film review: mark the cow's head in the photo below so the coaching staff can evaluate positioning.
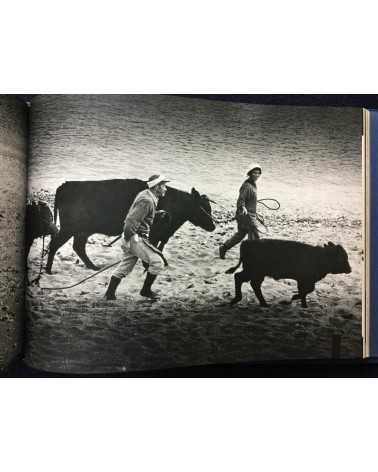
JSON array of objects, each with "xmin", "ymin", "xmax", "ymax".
[
  {"xmin": 324, "ymin": 242, "xmax": 352, "ymax": 274},
  {"xmin": 27, "ymin": 201, "xmax": 58, "ymax": 238},
  {"xmin": 188, "ymin": 188, "xmax": 216, "ymax": 232}
]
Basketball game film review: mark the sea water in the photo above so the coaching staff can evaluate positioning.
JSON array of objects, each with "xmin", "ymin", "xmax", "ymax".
[{"xmin": 29, "ymin": 95, "xmax": 362, "ymax": 219}]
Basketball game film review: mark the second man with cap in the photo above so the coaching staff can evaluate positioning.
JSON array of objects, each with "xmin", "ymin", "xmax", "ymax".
[{"xmin": 219, "ymin": 164, "xmax": 262, "ymax": 259}]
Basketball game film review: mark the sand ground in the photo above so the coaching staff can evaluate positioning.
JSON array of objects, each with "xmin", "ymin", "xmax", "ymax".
[{"xmin": 25, "ymin": 206, "xmax": 363, "ymax": 374}]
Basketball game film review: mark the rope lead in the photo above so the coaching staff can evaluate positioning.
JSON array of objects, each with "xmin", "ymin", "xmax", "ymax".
[{"xmin": 40, "ymin": 260, "xmax": 121, "ymax": 291}]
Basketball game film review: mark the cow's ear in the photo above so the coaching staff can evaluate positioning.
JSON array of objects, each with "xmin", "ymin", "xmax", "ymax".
[{"xmin": 328, "ymin": 242, "xmax": 335, "ymax": 247}]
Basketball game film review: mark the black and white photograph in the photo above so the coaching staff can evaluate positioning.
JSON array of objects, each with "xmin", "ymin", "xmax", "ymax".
[{"xmin": 23, "ymin": 95, "xmax": 363, "ymax": 373}]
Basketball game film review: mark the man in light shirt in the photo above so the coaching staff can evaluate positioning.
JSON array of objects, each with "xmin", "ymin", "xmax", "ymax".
[
  {"xmin": 104, "ymin": 174, "xmax": 170, "ymax": 301},
  {"xmin": 219, "ymin": 164, "xmax": 262, "ymax": 259}
]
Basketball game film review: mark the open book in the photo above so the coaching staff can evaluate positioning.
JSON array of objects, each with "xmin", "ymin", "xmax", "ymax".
[{"xmin": 0, "ymin": 95, "xmax": 375, "ymax": 374}]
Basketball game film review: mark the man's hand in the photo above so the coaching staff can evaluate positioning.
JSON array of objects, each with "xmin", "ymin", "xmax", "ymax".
[
  {"xmin": 241, "ymin": 206, "xmax": 248, "ymax": 216},
  {"xmin": 123, "ymin": 233, "xmax": 139, "ymax": 246}
]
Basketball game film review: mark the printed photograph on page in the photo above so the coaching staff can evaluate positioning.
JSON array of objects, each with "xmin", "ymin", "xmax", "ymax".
[{"xmin": 26, "ymin": 95, "xmax": 363, "ymax": 373}]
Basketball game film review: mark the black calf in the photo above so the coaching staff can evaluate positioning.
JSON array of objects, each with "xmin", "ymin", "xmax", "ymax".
[{"xmin": 226, "ymin": 239, "xmax": 351, "ymax": 308}]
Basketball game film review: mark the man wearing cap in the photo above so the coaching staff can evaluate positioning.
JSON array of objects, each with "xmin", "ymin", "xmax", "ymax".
[
  {"xmin": 104, "ymin": 174, "xmax": 170, "ymax": 300},
  {"xmin": 219, "ymin": 164, "xmax": 262, "ymax": 259}
]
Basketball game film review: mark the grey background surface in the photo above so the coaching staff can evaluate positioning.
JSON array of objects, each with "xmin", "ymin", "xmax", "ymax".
[{"xmin": 0, "ymin": 96, "xmax": 27, "ymax": 368}]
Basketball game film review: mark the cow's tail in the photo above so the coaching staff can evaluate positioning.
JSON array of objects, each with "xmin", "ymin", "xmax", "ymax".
[
  {"xmin": 225, "ymin": 259, "xmax": 242, "ymax": 274},
  {"xmin": 225, "ymin": 240, "xmax": 247, "ymax": 274},
  {"xmin": 53, "ymin": 187, "xmax": 59, "ymax": 226}
]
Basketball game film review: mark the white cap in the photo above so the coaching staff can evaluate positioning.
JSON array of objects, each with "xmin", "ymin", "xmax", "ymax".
[
  {"xmin": 246, "ymin": 163, "xmax": 262, "ymax": 175},
  {"xmin": 147, "ymin": 174, "xmax": 170, "ymax": 188}
]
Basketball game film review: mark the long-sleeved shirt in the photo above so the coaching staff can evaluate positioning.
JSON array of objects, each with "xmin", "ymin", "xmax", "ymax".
[
  {"xmin": 123, "ymin": 189, "xmax": 158, "ymax": 240},
  {"xmin": 236, "ymin": 179, "xmax": 257, "ymax": 216}
]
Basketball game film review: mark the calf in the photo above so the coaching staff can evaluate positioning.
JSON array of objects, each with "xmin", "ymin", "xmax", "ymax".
[
  {"xmin": 226, "ymin": 239, "xmax": 352, "ymax": 308},
  {"xmin": 26, "ymin": 201, "xmax": 58, "ymax": 257}
]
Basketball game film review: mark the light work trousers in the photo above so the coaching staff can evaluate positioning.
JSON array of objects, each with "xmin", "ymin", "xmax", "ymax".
[
  {"xmin": 113, "ymin": 237, "xmax": 165, "ymax": 279},
  {"xmin": 223, "ymin": 214, "xmax": 260, "ymax": 251}
]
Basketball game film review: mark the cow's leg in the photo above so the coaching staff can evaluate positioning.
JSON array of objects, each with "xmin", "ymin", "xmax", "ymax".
[
  {"xmin": 73, "ymin": 233, "xmax": 99, "ymax": 270},
  {"xmin": 46, "ymin": 231, "xmax": 73, "ymax": 274},
  {"xmin": 25, "ymin": 237, "xmax": 33, "ymax": 285},
  {"xmin": 297, "ymin": 280, "xmax": 315, "ymax": 308},
  {"xmin": 25, "ymin": 237, "xmax": 33, "ymax": 259},
  {"xmin": 250, "ymin": 276, "xmax": 268, "ymax": 307},
  {"xmin": 291, "ymin": 293, "xmax": 300, "ymax": 302},
  {"xmin": 230, "ymin": 270, "xmax": 249, "ymax": 305}
]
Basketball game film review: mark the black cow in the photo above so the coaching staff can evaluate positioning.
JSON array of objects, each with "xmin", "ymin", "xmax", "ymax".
[
  {"xmin": 226, "ymin": 239, "xmax": 352, "ymax": 308},
  {"xmin": 46, "ymin": 179, "xmax": 215, "ymax": 274},
  {"xmin": 26, "ymin": 201, "xmax": 59, "ymax": 257}
]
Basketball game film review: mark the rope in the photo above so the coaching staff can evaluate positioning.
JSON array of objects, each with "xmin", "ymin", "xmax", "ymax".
[
  {"xmin": 39, "ymin": 256, "xmax": 229, "ymax": 292},
  {"xmin": 255, "ymin": 213, "xmax": 269, "ymax": 235},
  {"xmin": 257, "ymin": 198, "xmax": 280, "ymax": 211},
  {"xmin": 255, "ymin": 199, "xmax": 280, "ymax": 234},
  {"xmin": 40, "ymin": 260, "xmax": 121, "ymax": 291},
  {"xmin": 106, "ymin": 235, "xmax": 122, "ymax": 247},
  {"xmin": 211, "ymin": 198, "xmax": 281, "ymax": 226},
  {"xmin": 30, "ymin": 235, "xmax": 45, "ymax": 286},
  {"xmin": 40, "ymin": 235, "xmax": 169, "ymax": 291}
]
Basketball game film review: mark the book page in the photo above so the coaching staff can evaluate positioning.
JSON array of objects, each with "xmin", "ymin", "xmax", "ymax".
[
  {"xmin": 0, "ymin": 96, "xmax": 27, "ymax": 369},
  {"xmin": 26, "ymin": 95, "xmax": 363, "ymax": 373}
]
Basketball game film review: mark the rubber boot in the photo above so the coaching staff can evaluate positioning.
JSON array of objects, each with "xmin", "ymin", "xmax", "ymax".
[
  {"xmin": 140, "ymin": 273, "xmax": 159, "ymax": 300},
  {"xmin": 104, "ymin": 276, "xmax": 121, "ymax": 300}
]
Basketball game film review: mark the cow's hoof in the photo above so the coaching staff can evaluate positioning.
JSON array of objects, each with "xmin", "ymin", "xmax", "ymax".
[
  {"xmin": 88, "ymin": 265, "xmax": 100, "ymax": 271},
  {"xmin": 260, "ymin": 303, "xmax": 270, "ymax": 308},
  {"xmin": 140, "ymin": 289, "xmax": 160, "ymax": 300},
  {"xmin": 230, "ymin": 297, "xmax": 241, "ymax": 306},
  {"xmin": 45, "ymin": 269, "xmax": 53, "ymax": 275}
]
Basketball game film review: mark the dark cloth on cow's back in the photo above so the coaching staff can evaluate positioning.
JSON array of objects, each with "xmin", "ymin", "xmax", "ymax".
[{"xmin": 26, "ymin": 201, "xmax": 58, "ymax": 256}]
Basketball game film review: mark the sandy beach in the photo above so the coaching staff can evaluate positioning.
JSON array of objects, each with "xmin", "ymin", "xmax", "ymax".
[{"xmin": 25, "ymin": 202, "xmax": 363, "ymax": 373}]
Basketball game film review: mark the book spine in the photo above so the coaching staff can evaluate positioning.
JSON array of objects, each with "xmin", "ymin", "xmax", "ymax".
[{"xmin": 369, "ymin": 110, "xmax": 378, "ymax": 357}]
